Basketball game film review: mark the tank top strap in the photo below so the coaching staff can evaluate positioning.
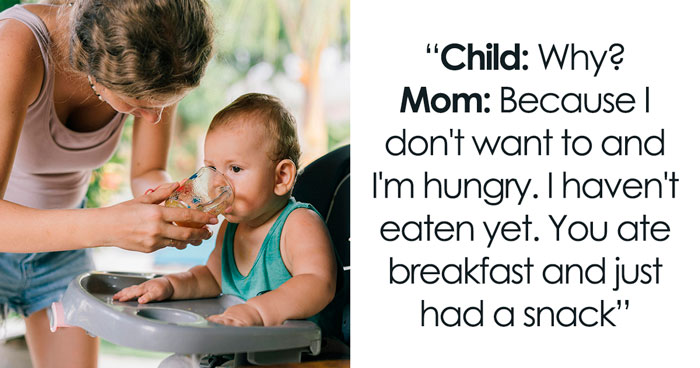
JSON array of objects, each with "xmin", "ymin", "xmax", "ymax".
[
  {"xmin": 0, "ymin": 5, "xmax": 53, "ymax": 108},
  {"xmin": 266, "ymin": 197, "xmax": 318, "ymax": 240},
  {"xmin": 257, "ymin": 198, "xmax": 317, "ymax": 263}
]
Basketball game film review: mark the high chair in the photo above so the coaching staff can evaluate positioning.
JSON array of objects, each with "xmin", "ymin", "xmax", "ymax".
[{"xmin": 50, "ymin": 145, "xmax": 350, "ymax": 367}]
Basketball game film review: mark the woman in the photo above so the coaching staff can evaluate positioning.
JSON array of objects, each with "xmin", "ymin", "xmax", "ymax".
[{"xmin": 0, "ymin": 1, "xmax": 215, "ymax": 366}]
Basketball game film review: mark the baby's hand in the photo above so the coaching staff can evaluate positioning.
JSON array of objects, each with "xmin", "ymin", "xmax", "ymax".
[
  {"xmin": 207, "ymin": 304, "xmax": 264, "ymax": 327},
  {"xmin": 113, "ymin": 277, "xmax": 174, "ymax": 304}
]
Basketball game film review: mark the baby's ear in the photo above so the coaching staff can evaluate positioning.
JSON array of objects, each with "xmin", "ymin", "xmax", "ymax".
[{"xmin": 274, "ymin": 159, "xmax": 296, "ymax": 196}]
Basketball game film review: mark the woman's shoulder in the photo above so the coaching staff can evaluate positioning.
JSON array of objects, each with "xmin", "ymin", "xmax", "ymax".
[
  {"xmin": 21, "ymin": 3, "xmax": 56, "ymax": 19},
  {"xmin": 1, "ymin": 4, "xmax": 57, "ymax": 44},
  {"xmin": 0, "ymin": 6, "xmax": 46, "ymax": 56},
  {"xmin": 0, "ymin": 12, "xmax": 45, "ymax": 107}
]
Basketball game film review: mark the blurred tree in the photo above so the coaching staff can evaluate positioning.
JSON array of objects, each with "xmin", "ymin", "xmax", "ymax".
[
  {"xmin": 1, "ymin": 0, "xmax": 21, "ymax": 11},
  {"xmin": 217, "ymin": 0, "xmax": 350, "ymax": 163},
  {"xmin": 277, "ymin": 0, "xmax": 348, "ymax": 162}
]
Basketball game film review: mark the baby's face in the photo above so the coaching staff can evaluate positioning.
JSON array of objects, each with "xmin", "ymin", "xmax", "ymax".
[{"xmin": 204, "ymin": 119, "xmax": 279, "ymax": 224}]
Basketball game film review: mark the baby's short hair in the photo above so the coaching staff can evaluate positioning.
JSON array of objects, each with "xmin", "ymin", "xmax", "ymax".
[{"xmin": 210, "ymin": 93, "xmax": 301, "ymax": 168}]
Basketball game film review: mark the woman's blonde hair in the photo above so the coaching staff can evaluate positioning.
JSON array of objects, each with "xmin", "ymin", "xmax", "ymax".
[{"xmin": 67, "ymin": 0, "xmax": 214, "ymax": 100}]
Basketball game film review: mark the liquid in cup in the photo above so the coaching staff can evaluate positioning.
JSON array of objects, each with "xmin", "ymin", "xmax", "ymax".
[{"xmin": 165, "ymin": 167, "xmax": 233, "ymax": 227}]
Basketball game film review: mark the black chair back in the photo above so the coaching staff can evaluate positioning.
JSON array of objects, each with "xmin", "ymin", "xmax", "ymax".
[{"xmin": 292, "ymin": 145, "xmax": 350, "ymax": 344}]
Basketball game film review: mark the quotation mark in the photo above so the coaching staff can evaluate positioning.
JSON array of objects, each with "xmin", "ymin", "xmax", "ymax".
[
  {"xmin": 426, "ymin": 43, "xmax": 438, "ymax": 53},
  {"xmin": 616, "ymin": 300, "xmax": 630, "ymax": 310}
]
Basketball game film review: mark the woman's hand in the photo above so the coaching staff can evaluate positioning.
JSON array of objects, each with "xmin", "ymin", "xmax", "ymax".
[
  {"xmin": 99, "ymin": 182, "xmax": 218, "ymax": 253},
  {"xmin": 113, "ymin": 277, "xmax": 174, "ymax": 304},
  {"xmin": 207, "ymin": 303, "xmax": 264, "ymax": 327}
]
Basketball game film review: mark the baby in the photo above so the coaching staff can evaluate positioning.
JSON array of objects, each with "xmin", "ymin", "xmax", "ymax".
[{"xmin": 114, "ymin": 93, "xmax": 337, "ymax": 329}]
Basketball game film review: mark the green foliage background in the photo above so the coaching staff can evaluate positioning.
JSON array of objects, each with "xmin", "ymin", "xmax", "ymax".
[{"xmin": 0, "ymin": 0, "xmax": 20, "ymax": 11}]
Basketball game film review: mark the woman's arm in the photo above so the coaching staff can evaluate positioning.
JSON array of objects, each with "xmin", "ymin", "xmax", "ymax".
[
  {"xmin": 0, "ymin": 19, "xmax": 44, "ymax": 196},
  {"xmin": 1, "ymin": 183, "xmax": 217, "ymax": 253},
  {"xmin": 130, "ymin": 104, "xmax": 178, "ymax": 196}
]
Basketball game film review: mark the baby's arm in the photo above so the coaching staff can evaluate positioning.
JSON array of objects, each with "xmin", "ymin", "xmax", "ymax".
[
  {"xmin": 209, "ymin": 209, "xmax": 336, "ymax": 326},
  {"xmin": 113, "ymin": 222, "xmax": 227, "ymax": 303}
]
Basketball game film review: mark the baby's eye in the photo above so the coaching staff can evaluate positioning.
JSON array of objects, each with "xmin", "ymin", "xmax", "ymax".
[{"xmin": 230, "ymin": 166, "xmax": 241, "ymax": 173}]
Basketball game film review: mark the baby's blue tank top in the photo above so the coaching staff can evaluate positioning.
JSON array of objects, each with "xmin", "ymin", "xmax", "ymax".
[{"xmin": 221, "ymin": 198, "xmax": 338, "ymax": 334}]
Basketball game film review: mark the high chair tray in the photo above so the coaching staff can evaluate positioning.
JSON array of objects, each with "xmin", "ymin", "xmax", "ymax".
[{"xmin": 55, "ymin": 271, "xmax": 322, "ymax": 356}]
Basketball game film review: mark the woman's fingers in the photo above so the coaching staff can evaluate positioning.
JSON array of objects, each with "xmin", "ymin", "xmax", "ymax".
[
  {"xmin": 108, "ymin": 194, "xmax": 216, "ymax": 253},
  {"xmin": 140, "ymin": 182, "xmax": 179, "ymax": 205},
  {"xmin": 161, "ymin": 206, "xmax": 218, "ymax": 227},
  {"xmin": 160, "ymin": 223, "xmax": 213, "ymax": 244},
  {"xmin": 171, "ymin": 239, "xmax": 202, "ymax": 248},
  {"xmin": 170, "ymin": 239, "xmax": 188, "ymax": 250},
  {"xmin": 151, "ymin": 206, "xmax": 216, "ymax": 246}
]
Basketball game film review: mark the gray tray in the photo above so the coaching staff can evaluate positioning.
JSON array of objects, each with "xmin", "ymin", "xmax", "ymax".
[{"xmin": 53, "ymin": 271, "xmax": 321, "ymax": 360}]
